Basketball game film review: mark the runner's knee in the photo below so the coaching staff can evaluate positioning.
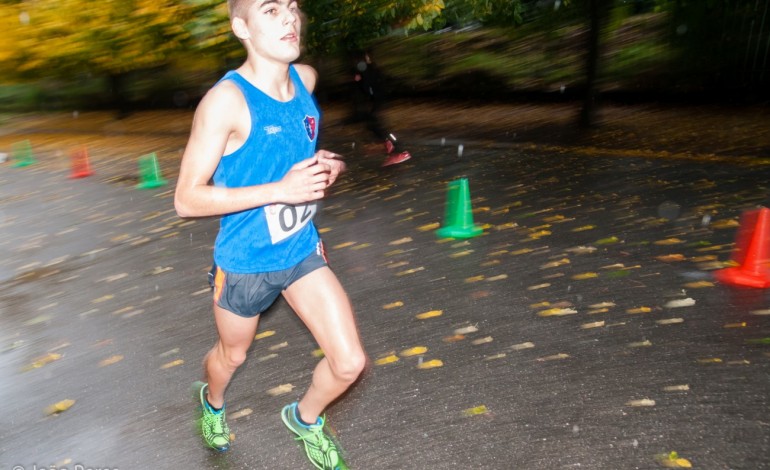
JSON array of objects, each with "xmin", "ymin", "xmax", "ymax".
[
  {"xmin": 219, "ymin": 346, "xmax": 248, "ymax": 371},
  {"xmin": 330, "ymin": 349, "xmax": 366, "ymax": 383}
]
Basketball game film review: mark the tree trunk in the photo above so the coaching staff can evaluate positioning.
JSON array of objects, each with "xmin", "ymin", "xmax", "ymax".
[
  {"xmin": 579, "ymin": 0, "xmax": 612, "ymax": 128},
  {"xmin": 109, "ymin": 72, "xmax": 131, "ymax": 119}
]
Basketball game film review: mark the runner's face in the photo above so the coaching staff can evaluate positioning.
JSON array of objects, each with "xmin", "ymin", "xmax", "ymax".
[{"xmin": 242, "ymin": 0, "xmax": 302, "ymax": 63}]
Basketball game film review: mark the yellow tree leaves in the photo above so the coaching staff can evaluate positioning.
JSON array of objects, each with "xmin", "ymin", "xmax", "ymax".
[{"xmin": 1, "ymin": 0, "xmax": 198, "ymax": 77}]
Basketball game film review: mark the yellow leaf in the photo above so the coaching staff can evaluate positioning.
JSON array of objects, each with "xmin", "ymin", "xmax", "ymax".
[
  {"xmin": 230, "ymin": 408, "xmax": 253, "ymax": 420},
  {"xmin": 465, "ymin": 275, "xmax": 485, "ymax": 283},
  {"xmin": 98, "ymin": 355, "xmax": 124, "ymax": 367},
  {"xmin": 255, "ymin": 330, "xmax": 276, "ymax": 340},
  {"xmin": 333, "ymin": 241, "xmax": 356, "ymax": 249},
  {"xmin": 540, "ymin": 258, "xmax": 570, "ymax": 269},
  {"xmin": 683, "ymin": 280, "xmax": 715, "ymax": 288},
  {"xmin": 450, "ymin": 250, "xmax": 474, "ymax": 258},
  {"xmin": 484, "ymin": 353, "xmax": 506, "ymax": 361},
  {"xmin": 266, "ymin": 384, "xmax": 295, "ymax": 396},
  {"xmin": 92, "ymin": 294, "xmax": 114, "ymax": 304},
  {"xmin": 383, "ymin": 301, "xmax": 404, "ymax": 309},
  {"xmin": 571, "ymin": 225, "xmax": 595, "ymax": 232},
  {"xmin": 471, "ymin": 336, "xmax": 493, "ymax": 345},
  {"xmin": 400, "ymin": 346, "xmax": 427, "ymax": 357},
  {"xmin": 572, "ymin": 272, "xmax": 599, "ymax": 280},
  {"xmin": 442, "ymin": 334, "xmax": 465, "ymax": 342},
  {"xmin": 417, "ymin": 359, "xmax": 443, "ymax": 369},
  {"xmin": 418, "ymin": 222, "xmax": 440, "ymax": 231},
  {"xmin": 587, "ymin": 308, "xmax": 609, "ymax": 314},
  {"xmin": 24, "ymin": 352, "xmax": 62, "ymax": 371},
  {"xmin": 654, "ymin": 238, "xmax": 684, "ymax": 245},
  {"xmin": 311, "ymin": 348, "xmax": 325, "ymax": 358},
  {"xmin": 526, "ymin": 230, "xmax": 551, "ymax": 239},
  {"xmin": 627, "ymin": 307, "xmax": 652, "ymax": 314},
  {"xmin": 416, "ymin": 310, "xmax": 443, "ymax": 320},
  {"xmin": 590, "ymin": 301, "xmax": 616, "ymax": 308},
  {"xmin": 462, "ymin": 405, "xmax": 489, "ymax": 416},
  {"xmin": 396, "ymin": 267, "xmax": 425, "ymax": 276},
  {"xmin": 45, "ymin": 399, "xmax": 75, "ymax": 415},
  {"xmin": 375, "ymin": 354, "xmax": 399, "ymax": 365},
  {"xmin": 656, "ymin": 254, "xmax": 685, "ymax": 262},
  {"xmin": 711, "ymin": 219, "xmax": 739, "ymax": 229},
  {"xmin": 537, "ymin": 353, "xmax": 569, "ymax": 361},
  {"xmin": 454, "ymin": 325, "xmax": 478, "ymax": 335},
  {"xmin": 697, "ymin": 358, "xmax": 722, "ymax": 364},
  {"xmin": 538, "ymin": 307, "xmax": 578, "ymax": 317},
  {"xmin": 626, "ymin": 398, "xmax": 656, "ymax": 407},
  {"xmin": 160, "ymin": 359, "xmax": 184, "ymax": 369},
  {"xmin": 527, "ymin": 283, "xmax": 551, "ymax": 290}
]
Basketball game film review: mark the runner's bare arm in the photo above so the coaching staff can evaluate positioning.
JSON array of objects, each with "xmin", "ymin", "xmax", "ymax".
[{"xmin": 174, "ymin": 81, "xmax": 331, "ymax": 218}]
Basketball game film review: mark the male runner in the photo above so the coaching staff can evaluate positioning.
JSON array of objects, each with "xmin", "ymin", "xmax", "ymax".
[{"xmin": 174, "ymin": 1, "xmax": 366, "ymax": 468}]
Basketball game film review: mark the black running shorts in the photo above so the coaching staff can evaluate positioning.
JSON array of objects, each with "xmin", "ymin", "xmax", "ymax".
[{"xmin": 211, "ymin": 243, "xmax": 328, "ymax": 318}]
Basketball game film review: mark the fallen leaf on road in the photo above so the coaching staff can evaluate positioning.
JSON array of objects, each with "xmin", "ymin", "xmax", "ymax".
[
  {"xmin": 463, "ymin": 405, "xmax": 489, "ymax": 417},
  {"xmin": 416, "ymin": 359, "xmax": 443, "ymax": 369},
  {"xmin": 416, "ymin": 310, "xmax": 442, "ymax": 320},
  {"xmin": 98, "ymin": 355, "xmax": 123, "ymax": 367},
  {"xmin": 45, "ymin": 399, "xmax": 75, "ymax": 415},
  {"xmin": 627, "ymin": 398, "xmax": 656, "ymax": 407},
  {"xmin": 255, "ymin": 330, "xmax": 276, "ymax": 340},
  {"xmin": 160, "ymin": 359, "xmax": 184, "ymax": 369},
  {"xmin": 400, "ymin": 346, "xmax": 427, "ymax": 357},
  {"xmin": 267, "ymin": 384, "xmax": 295, "ymax": 396},
  {"xmin": 375, "ymin": 355, "xmax": 399, "ymax": 365}
]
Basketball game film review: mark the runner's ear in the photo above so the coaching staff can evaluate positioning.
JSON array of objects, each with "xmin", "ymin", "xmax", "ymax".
[{"xmin": 232, "ymin": 17, "xmax": 250, "ymax": 40}]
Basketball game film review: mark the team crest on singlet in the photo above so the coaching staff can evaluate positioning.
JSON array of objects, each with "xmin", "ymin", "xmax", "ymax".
[{"xmin": 303, "ymin": 115, "xmax": 316, "ymax": 141}]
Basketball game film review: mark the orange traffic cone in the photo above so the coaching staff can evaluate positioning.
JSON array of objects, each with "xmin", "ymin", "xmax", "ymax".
[
  {"xmin": 714, "ymin": 207, "xmax": 770, "ymax": 288},
  {"xmin": 69, "ymin": 146, "xmax": 94, "ymax": 178}
]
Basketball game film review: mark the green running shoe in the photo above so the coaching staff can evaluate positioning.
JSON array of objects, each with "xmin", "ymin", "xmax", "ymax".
[
  {"xmin": 281, "ymin": 402, "xmax": 349, "ymax": 470},
  {"xmin": 193, "ymin": 381, "xmax": 230, "ymax": 452}
]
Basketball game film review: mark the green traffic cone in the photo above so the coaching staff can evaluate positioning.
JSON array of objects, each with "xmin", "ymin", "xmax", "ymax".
[
  {"xmin": 136, "ymin": 152, "xmax": 167, "ymax": 189},
  {"xmin": 11, "ymin": 140, "xmax": 36, "ymax": 168},
  {"xmin": 436, "ymin": 177, "xmax": 483, "ymax": 239}
]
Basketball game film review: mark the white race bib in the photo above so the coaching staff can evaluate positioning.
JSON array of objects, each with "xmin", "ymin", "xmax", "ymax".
[{"xmin": 265, "ymin": 202, "xmax": 317, "ymax": 244}]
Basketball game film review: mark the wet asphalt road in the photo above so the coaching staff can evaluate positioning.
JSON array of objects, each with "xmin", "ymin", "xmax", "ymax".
[{"xmin": 0, "ymin": 136, "xmax": 769, "ymax": 470}]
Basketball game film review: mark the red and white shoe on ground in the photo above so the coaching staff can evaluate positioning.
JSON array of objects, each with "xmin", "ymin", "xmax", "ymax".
[{"xmin": 382, "ymin": 151, "xmax": 412, "ymax": 167}]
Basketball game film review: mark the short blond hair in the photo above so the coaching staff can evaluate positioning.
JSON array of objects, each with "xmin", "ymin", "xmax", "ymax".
[{"xmin": 227, "ymin": 0, "xmax": 255, "ymax": 19}]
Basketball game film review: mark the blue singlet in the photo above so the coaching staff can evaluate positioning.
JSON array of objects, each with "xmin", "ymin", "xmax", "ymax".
[{"xmin": 212, "ymin": 65, "xmax": 321, "ymax": 273}]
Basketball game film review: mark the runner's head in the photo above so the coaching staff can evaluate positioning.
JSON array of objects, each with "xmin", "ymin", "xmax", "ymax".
[{"xmin": 227, "ymin": 0, "xmax": 304, "ymax": 62}]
